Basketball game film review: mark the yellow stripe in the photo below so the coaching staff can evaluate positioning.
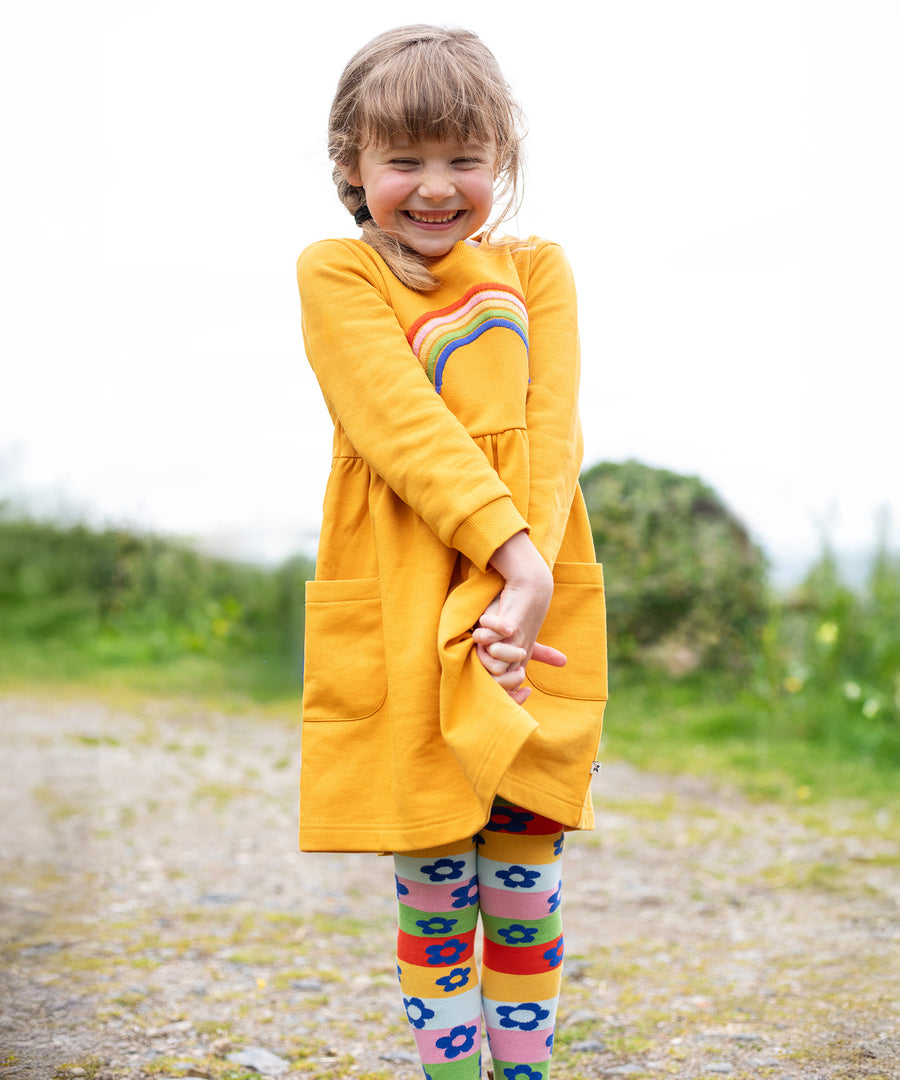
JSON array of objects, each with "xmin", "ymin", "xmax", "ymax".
[
  {"xmin": 478, "ymin": 831, "xmax": 561, "ymax": 865},
  {"xmin": 480, "ymin": 966, "xmax": 563, "ymax": 1001},
  {"xmin": 398, "ymin": 960, "xmax": 476, "ymax": 998}
]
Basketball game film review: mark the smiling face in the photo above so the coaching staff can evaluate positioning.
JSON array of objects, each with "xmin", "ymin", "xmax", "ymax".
[{"xmin": 339, "ymin": 137, "xmax": 496, "ymax": 259}]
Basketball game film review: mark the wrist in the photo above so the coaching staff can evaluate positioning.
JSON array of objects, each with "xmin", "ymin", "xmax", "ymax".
[{"xmin": 489, "ymin": 531, "xmax": 552, "ymax": 590}]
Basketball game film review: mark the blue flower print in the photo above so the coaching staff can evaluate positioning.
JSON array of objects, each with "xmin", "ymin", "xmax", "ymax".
[
  {"xmin": 403, "ymin": 996, "xmax": 436, "ymax": 1029},
  {"xmin": 435, "ymin": 1023, "xmax": 477, "ymax": 1059},
  {"xmin": 396, "ymin": 875, "xmax": 409, "ymax": 897},
  {"xmin": 547, "ymin": 880, "xmax": 562, "ymax": 913},
  {"xmin": 425, "ymin": 937, "xmax": 468, "ymax": 966},
  {"xmin": 495, "ymin": 865, "xmax": 541, "ymax": 889},
  {"xmin": 496, "ymin": 1002, "xmax": 550, "ymax": 1031},
  {"xmin": 497, "ymin": 923, "xmax": 538, "ymax": 945},
  {"xmin": 450, "ymin": 875, "xmax": 479, "ymax": 908},
  {"xmin": 545, "ymin": 1031, "xmax": 554, "ymax": 1050},
  {"xmin": 543, "ymin": 937, "xmax": 565, "ymax": 968},
  {"xmin": 420, "ymin": 857, "xmax": 466, "ymax": 882},
  {"xmin": 553, "ymin": 833, "xmax": 565, "ymax": 856},
  {"xmin": 416, "ymin": 915, "xmax": 458, "ymax": 936},
  {"xmin": 503, "ymin": 1066, "xmax": 543, "ymax": 1080},
  {"xmin": 486, "ymin": 806, "xmax": 534, "ymax": 833},
  {"xmin": 435, "ymin": 966, "xmax": 471, "ymax": 992}
]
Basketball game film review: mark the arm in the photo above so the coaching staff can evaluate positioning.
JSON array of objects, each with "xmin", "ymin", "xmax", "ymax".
[
  {"xmin": 521, "ymin": 242, "xmax": 584, "ymax": 565},
  {"xmin": 472, "ymin": 244, "xmax": 583, "ymax": 700},
  {"xmin": 297, "ymin": 241, "xmax": 529, "ymax": 568}
]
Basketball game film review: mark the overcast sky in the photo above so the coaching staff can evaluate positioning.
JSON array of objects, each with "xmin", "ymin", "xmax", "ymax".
[{"xmin": 2, "ymin": 0, "xmax": 898, "ymax": 581}]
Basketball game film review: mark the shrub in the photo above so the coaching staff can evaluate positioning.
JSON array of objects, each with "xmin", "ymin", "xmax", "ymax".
[{"xmin": 580, "ymin": 460, "xmax": 768, "ymax": 672}]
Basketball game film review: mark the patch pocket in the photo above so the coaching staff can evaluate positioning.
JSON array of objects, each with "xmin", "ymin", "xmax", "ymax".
[
  {"xmin": 526, "ymin": 562, "xmax": 608, "ymax": 701},
  {"xmin": 302, "ymin": 577, "xmax": 387, "ymax": 721}
]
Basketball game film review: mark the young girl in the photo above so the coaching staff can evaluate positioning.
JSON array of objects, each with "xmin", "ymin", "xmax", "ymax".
[{"xmin": 296, "ymin": 25, "xmax": 607, "ymax": 1080}]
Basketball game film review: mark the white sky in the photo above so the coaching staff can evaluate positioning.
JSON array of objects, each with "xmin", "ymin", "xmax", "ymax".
[{"xmin": 2, "ymin": 0, "xmax": 898, "ymax": 581}]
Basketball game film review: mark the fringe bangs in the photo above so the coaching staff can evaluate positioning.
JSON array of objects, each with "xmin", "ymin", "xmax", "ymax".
[{"xmin": 357, "ymin": 48, "xmax": 513, "ymax": 158}]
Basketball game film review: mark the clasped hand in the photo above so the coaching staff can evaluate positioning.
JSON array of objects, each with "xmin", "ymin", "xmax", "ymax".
[{"xmin": 473, "ymin": 532, "xmax": 566, "ymax": 705}]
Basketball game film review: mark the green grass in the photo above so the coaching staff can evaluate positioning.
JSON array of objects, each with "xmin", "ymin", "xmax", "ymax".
[{"xmin": 603, "ymin": 673, "xmax": 900, "ymax": 809}]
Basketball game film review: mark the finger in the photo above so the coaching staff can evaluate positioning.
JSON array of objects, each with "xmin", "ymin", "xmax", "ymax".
[
  {"xmin": 477, "ymin": 610, "xmax": 515, "ymax": 638},
  {"xmin": 476, "ymin": 643, "xmax": 511, "ymax": 677},
  {"xmin": 531, "ymin": 642, "xmax": 567, "ymax": 668},
  {"xmin": 472, "ymin": 625, "xmax": 506, "ymax": 646},
  {"xmin": 491, "ymin": 664, "xmax": 526, "ymax": 691},
  {"xmin": 485, "ymin": 642, "xmax": 527, "ymax": 664},
  {"xmin": 507, "ymin": 686, "xmax": 532, "ymax": 705}
]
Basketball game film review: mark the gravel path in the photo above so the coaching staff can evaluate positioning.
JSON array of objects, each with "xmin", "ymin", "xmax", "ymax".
[{"xmin": 0, "ymin": 694, "xmax": 897, "ymax": 1080}]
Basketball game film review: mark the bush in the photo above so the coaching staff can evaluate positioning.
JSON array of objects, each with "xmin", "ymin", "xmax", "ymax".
[
  {"xmin": 580, "ymin": 460, "xmax": 768, "ymax": 672},
  {"xmin": 0, "ymin": 517, "xmax": 313, "ymax": 681}
]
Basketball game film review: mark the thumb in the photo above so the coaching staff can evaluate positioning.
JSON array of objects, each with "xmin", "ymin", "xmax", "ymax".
[{"xmin": 530, "ymin": 641, "xmax": 567, "ymax": 668}]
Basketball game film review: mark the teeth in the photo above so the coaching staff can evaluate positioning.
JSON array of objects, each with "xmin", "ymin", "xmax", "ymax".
[{"xmin": 407, "ymin": 211, "xmax": 460, "ymax": 223}]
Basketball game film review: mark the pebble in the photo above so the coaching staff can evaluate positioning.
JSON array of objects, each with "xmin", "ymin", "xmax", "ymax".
[
  {"xmin": 379, "ymin": 1051, "xmax": 419, "ymax": 1064},
  {"xmin": 226, "ymin": 1046, "xmax": 290, "ymax": 1076},
  {"xmin": 704, "ymin": 1065, "xmax": 735, "ymax": 1075},
  {"xmin": 563, "ymin": 1008, "xmax": 600, "ymax": 1026},
  {"xmin": 601, "ymin": 1067, "xmax": 645, "ymax": 1076},
  {"xmin": 571, "ymin": 1039, "xmax": 608, "ymax": 1053},
  {"xmin": 147, "ymin": 1019, "xmax": 193, "ymax": 1037}
]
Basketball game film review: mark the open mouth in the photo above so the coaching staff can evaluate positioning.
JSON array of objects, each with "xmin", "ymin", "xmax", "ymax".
[{"xmin": 403, "ymin": 210, "xmax": 465, "ymax": 225}]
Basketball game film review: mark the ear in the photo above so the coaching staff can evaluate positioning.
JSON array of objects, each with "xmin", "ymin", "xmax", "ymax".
[{"xmin": 336, "ymin": 161, "xmax": 363, "ymax": 189}]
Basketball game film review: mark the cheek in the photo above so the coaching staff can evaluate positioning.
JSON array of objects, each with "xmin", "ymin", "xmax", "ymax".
[
  {"xmin": 366, "ymin": 176, "xmax": 410, "ymax": 215},
  {"xmin": 471, "ymin": 174, "xmax": 496, "ymax": 212}
]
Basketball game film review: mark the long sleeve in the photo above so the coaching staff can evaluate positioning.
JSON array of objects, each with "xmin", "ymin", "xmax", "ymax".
[
  {"xmin": 521, "ymin": 242, "xmax": 585, "ymax": 565},
  {"xmin": 297, "ymin": 240, "xmax": 529, "ymax": 571}
]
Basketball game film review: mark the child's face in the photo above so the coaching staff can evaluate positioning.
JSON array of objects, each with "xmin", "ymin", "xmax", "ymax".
[{"xmin": 340, "ymin": 136, "xmax": 496, "ymax": 259}]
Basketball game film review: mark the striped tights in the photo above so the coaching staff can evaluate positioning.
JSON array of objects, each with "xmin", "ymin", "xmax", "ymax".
[{"xmin": 394, "ymin": 801, "xmax": 564, "ymax": 1080}]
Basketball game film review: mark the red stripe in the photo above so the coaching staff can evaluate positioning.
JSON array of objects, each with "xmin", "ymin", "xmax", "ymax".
[
  {"xmin": 397, "ymin": 927, "xmax": 476, "ymax": 967},
  {"xmin": 486, "ymin": 805, "xmax": 563, "ymax": 835},
  {"xmin": 482, "ymin": 933, "xmax": 563, "ymax": 975},
  {"xmin": 405, "ymin": 282, "xmax": 526, "ymax": 344}
]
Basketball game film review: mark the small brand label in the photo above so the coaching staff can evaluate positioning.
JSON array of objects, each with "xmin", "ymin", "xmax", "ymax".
[{"xmin": 590, "ymin": 761, "xmax": 602, "ymax": 776}]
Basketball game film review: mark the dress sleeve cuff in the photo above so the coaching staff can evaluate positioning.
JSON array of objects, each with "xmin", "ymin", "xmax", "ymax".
[{"xmin": 451, "ymin": 498, "xmax": 530, "ymax": 572}]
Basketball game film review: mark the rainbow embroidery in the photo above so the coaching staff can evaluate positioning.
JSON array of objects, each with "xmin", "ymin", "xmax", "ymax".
[{"xmin": 407, "ymin": 283, "xmax": 528, "ymax": 393}]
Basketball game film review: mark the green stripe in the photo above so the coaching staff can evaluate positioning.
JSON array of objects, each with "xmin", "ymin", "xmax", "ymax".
[
  {"xmin": 397, "ymin": 902, "xmax": 478, "ymax": 937},
  {"xmin": 480, "ymin": 911, "xmax": 562, "ymax": 946}
]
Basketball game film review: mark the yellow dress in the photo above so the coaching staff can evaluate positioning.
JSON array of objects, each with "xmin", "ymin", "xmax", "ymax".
[{"xmin": 296, "ymin": 236, "xmax": 607, "ymax": 852}]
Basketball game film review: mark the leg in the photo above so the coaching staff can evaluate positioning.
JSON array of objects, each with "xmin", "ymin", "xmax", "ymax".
[
  {"xmin": 477, "ymin": 802, "xmax": 565, "ymax": 1080},
  {"xmin": 394, "ymin": 838, "xmax": 482, "ymax": 1079}
]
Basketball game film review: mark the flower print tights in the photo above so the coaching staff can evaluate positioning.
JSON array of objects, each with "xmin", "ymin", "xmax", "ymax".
[{"xmin": 394, "ymin": 800, "xmax": 565, "ymax": 1080}]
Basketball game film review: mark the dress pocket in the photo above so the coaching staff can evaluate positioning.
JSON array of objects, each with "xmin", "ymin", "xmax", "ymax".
[
  {"xmin": 302, "ymin": 577, "xmax": 388, "ymax": 721},
  {"xmin": 526, "ymin": 562, "xmax": 608, "ymax": 701}
]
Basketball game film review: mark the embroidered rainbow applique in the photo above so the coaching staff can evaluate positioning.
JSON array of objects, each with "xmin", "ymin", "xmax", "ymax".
[{"xmin": 407, "ymin": 283, "xmax": 528, "ymax": 393}]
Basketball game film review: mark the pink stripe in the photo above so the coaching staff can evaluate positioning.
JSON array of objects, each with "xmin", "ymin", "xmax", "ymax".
[
  {"xmin": 398, "ymin": 877, "xmax": 473, "ymax": 913},
  {"xmin": 485, "ymin": 1025, "xmax": 553, "ymax": 1063},
  {"xmin": 411, "ymin": 1024, "xmax": 481, "ymax": 1065},
  {"xmin": 411, "ymin": 289, "xmax": 527, "ymax": 353},
  {"xmin": 479, "ymin": 884, "xmax": 557, "ymax": 919}
]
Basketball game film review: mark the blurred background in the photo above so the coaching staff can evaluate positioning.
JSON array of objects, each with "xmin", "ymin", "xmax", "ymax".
[{"xmin": 1, "ymin": 0, "xmax": 898, "ymax": 800}]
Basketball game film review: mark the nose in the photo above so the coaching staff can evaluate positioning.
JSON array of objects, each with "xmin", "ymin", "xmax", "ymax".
[{"xmin": 418, "ymin": 164, "xmax": 455, "ymax": 201}]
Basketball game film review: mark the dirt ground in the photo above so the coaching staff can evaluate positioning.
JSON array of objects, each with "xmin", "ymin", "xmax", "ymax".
[{"xmin": 0, "ymin": 694, "xmax": 897, "ymax": 1080}]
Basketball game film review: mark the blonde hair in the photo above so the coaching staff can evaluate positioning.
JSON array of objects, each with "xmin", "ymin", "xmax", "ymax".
[{"xmin": 328, "ymin": 25, "xmax": 525, "ymax": 291}]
